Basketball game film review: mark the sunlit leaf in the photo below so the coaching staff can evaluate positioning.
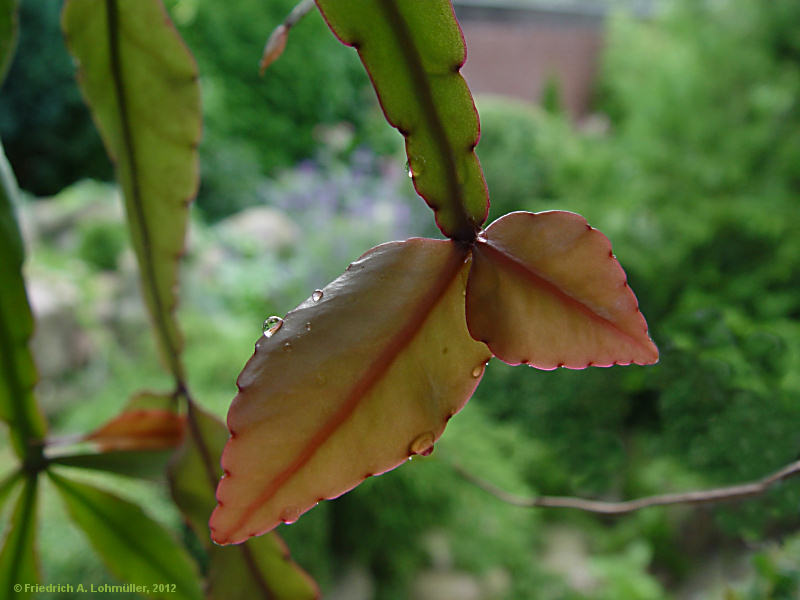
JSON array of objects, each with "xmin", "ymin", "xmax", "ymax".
[
  {"xmin": 49, "ymin": 471, "xmax": 202, "ymax": 600},
  {"xmin": 466, "ymin": 211, "xmax": 659, "ymax": 369},
  {"xmin": 316, "ymin": 0, "xmax": 488, "ymax": 241},
  {"xmin": 169, "ymin": 404, "xmax": 318, "ymax": 599},
  {"xmin": 0, "ymin": 0, "xmax": 18, "ymax": 83},
  {"xmin": 62, "ymin": 0, "xmax": 201, "ymax": 380},
  {"xmin": 0, "ymin": 140, "xmax": 46, "ymax": 459},
  {"xmin": 211, "ymin": 238, "xmax": 491, "ymax": 544},
  {"xmin": 0, "ymin": 475, "xmax": 38, "ymax": 598}
]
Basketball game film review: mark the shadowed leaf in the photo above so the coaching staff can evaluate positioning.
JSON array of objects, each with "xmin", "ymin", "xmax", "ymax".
[
  {"xmin": 49, "ymin": 450, "xmax": 176, "ymax": 480},
  {"xmin": 0, "ymin": 140, "xmax": 46, "ymax": 459},
  {"xmin": 49, "ymin": 471, "xmax": 202, "ymax": 600},
  {"xmin": 466, "ymin": 211, "xmax": 658, "ymax": 370},
  {"xmin": 169, "ymin": 404, "xmax": 318, "ymax": 599},
  {"xmin": 62, "ymin": 0, "xmax": 201, "ymax": 380},
  {"xmin": 0, "ymin": 476, "xmax": 38, "ymax": 598},
  {"xmin": 211, "ymin": 238, "xmax": 491, "ymax": 544},
  {"xmin": 0, "ymin": 0, "xmax": 18, "ymax": 83},
  {"xmin": 0, "ymin": 470, "xmax": 21, "ymax": 512},
  {"xmin": 316, "ymin": 0, "xmax": 488, "ymax": 241}
]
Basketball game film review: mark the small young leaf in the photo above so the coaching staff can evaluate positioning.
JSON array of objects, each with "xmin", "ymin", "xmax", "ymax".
[
  {"xmin": 211, "ymin": 239, "xmax": 491, "ymax": 544},
  {"xmin": 466, "ymin": 211, "xmax": 658, "ymax": 369},
  {"xmin": 316, "ymin": 0, "xmax": 488, "ymax": 241},
  {"xmin": 0, "ymin": 476, "xmax": 39, "ymax": 598},
  {"xmin": 62, "ymin": 0, "xmax": 201, "ymax": 381},
  {"xmin": 169, "ymin": 404, "xmax": 318, "ymax": 599},
  {"xmin": 0, "ymin": 0, "xmax": 19, "ymax": 84},
  {"xmin": 0, "ymin": 140, "xmax": 46, "ymax": 459},
  {"xmin": 48, "ymin": 471, "xmax": 202, "ymax": 600},
  {"xmin": 84, "ymin": 409, "xmax": 185, "ymax": 451}
]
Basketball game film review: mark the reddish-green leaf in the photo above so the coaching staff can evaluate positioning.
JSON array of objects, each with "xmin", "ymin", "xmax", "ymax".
[
  {"xmin": 466, "ymin": 211, "xmax": 658, "ymax": 369},
  {"xmin": 169, "ymin": 404, "xmax": 318, "ymax": 599},
  {"xmin": 62, "ymin": 0, "xmax": 201, "ymax": 381},
  {"xmin": 0, "ymin": 0, "xmax": 18, "ymax": 84},
  {"xmin": 211, "ymin": 239, "xmax": 491, "ymax": 544},
  {"xmin": 84, "ymin": 409, "xmax": 185, "ymax": 451},
  {"xmin": 316, "ymin": 0, "xmax": 488, "ymax": 241},
  {"xmin": 0, "ymin": 141, "xmax": 46, "ymax": 459},
  {"xmin": 49, "ymin": 471, "xmax": 202, "ymax": 600},
  {"xmin": 0, "ymin": 475, "xmax": 39, "ymax": 598}
]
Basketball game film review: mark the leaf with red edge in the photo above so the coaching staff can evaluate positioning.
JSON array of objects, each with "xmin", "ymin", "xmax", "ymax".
[
  {"xmin": 315, "ymin": 0, "xmax": 488, "ymax": 241},
  {"xmin": 211, "ymin": 238, "xmax": 491, "ymax": 544},
  {"xmin": 83, "ymin": 392, "xmax": 184, "ymax": 451},
  {"xmin": 170, "ymin": 404, "xmax": 318, "ymax": 599},
  {"xmin": 466, "ymin": 211, "xmax": 658, "ymax": 370}
]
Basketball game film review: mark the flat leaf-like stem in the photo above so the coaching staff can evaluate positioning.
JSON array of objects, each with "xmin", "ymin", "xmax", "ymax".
[
  {"xmin": 170, "ymin": 403, "xmax": 318, "ymax": 599},
  {"xmin": 62, "ymin": 0, "xmax": 201, "ymax": 381},
  {"xmin": 0, "ymin": 140, "xmax": 46, "ymax": 460},
  {"xmin": 0, "ymin": 475, "xmax": 38, "ymax": 598},
  {"xmin": 211, "ymin": 239, "xmax": 491, "ymax": 544},
  {"xmin": 49, "ymin": 471, "xmax": 203, "ymax": 600},
  {"xmin": 316, "ymin": 0, "xmax": 488, "ymax": 241},
  {"xmin": 466, "ymin": 211, "xmax": 658, "ymax": 369}
]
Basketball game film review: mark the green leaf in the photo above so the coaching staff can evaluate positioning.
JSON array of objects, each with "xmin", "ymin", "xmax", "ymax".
[
  {"xmin": 0, "ymin": 475, "xmax": 39, "ymax": 598},
  {"xmin": 62, "ymin": 0, "xmax": 201, "ymax": 381},
  {"xmin": 316, "ymin": 0, "xmax": 488, "ymax": 242},
  {"xmin": 0, "ymin": 139, "xmax": 46, "ymax": 459},
  {"xmin": 0, "ymin": 0, "xmax": 18, "ymax": 84},
  {"xmin": 48, "ymin": 471, "xmax": 202, "ymax": 600},
  {"xmin": 211, "ymin": 238, "xmax": 491, "ymax": 544},
  {"xmin": 170, "ymin": 404, "xmax": 318, "ymax": 599},
  {"xmin": 48, "ymin": 450, "xmax": 176, "ymax": 480},
  {"xmin": 466, "ymin": 211, "xmax": 659, "ymax": 369},
  {"xmin": 0, "ymin": 470, "xmax": 22, "ymax": 512}
]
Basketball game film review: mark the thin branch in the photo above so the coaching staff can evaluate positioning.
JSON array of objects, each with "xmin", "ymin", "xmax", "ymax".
[
  {"xmin": 450, "ymin": 459, "xmax": 800, "ymax": 515},
  {"xmin": 259, "ymin": 0, "xmax": 316, "ymax": 74}
]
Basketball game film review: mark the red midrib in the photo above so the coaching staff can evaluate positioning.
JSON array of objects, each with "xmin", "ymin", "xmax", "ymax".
[
  {"xmin": 222, "ymin": 244, "xmax": 467, "ymax": 540},
  {"xmin": 477, "ymin": 240, "xmax": 652, "ymax": 354}
]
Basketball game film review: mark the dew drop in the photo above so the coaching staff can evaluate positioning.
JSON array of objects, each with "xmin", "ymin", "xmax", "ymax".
[
  {"xmin": 405, "ymin": 161, "xmax": 413, "ymax": 178},
  {"xmin": 409, "ymin": 431, "xmax": 435, "ymax": 456},
  {"xmin": 280, "ymin": 505, "xmax": 301, "ymax": 524},
  {"xmin": 471, "ymin": 363, "xmax": 486, "ymax": 378},
  {"xmin": 283, "ymin": 341, "xmax": 292, "ymax": 352},
  {"xmin": 262, "ymin": 316, "xmax": 283, "ymax": 338},
  {"xmin": 311, "ymin": 289, "xmax": 323, "ymax": 302},
  {"xmin": 305, "ymin": 321, "xmax": 312, "ymax": 332}
]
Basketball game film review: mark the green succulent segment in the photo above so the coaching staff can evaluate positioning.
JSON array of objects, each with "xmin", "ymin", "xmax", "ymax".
[
  {"xmin": 0, "ymin": 142, "xmax": 46, "ymax": 460},
  {"xmin": 49, "ymin": 472, "xmax": 203, "ymax": 600},
  {"xmin": 62, "ymin": 0, "xmax": 201, "ymax": 381},
  {"xmin": 316, "ymin": 0, "xmax": 488, "ymax": 241},
  {"xmin": 0, "ymin": 476, "xmax": 39, "ymax": 598}
]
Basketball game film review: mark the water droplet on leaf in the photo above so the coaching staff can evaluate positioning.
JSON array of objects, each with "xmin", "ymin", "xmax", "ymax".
[
  {"xmin": 280, "ymin": 505, "xmax": 301, "ymax": 524},
  {"xmin": 263, "ymin": 316, "xmax": 283, "ymax": 338},
  {"xmin": 471, "ymin": 363, "xmax": 486, "ymax": 378},
  {"xmin": 283, "ymin": 342, "xmax": 292, "ymax": 352},
  {"xmin": 305, "ymin": 322, "xmax": 312, "ymax": 332},
  {"xmin": 311, "ymin": 289, "xmax": 323, "ymax": 302},
  {"xmin": 409, "ymin": 431, "xmax": 435, "ymax": 456}
]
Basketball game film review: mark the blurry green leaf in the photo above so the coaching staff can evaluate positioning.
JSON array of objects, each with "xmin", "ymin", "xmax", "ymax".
[
  {"xmin": 0, "ymin": 475, "xmax": 39, "ymax": 598},
  {"xmin": 0, "ymin": 140, "xmax": 46, "ymax": 459},
  {"xmin": 170, "ymin": 404, "xmax": 318, "ymax": 599},
  {"xmin": 211, "ymin": 239, "xmax": 491, "ymax": 544},
  {"xmin": 49, "ymin": 471, "xmax": 202, "ymax": 600},
  {"xmin": 0, "ymin": 470, "xmax": 21, "ymax": 511},
  {"xmin": 466, "ymin": 211, "xmax": 658, "ymax": 369},
  {"xmin": 316, "ymin": 0, "xmax": 487, "ymax": 241},
  {"xmin": 62, "ymin": 0, "xmax": 201, "ymax": 381},
  {"xmin": 48, "ymin": 450, "xmax": 175, "ymax": 480},
  {"xmin": 0, "ymin": 0, "xmax": 18, "ymax": 84}
]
